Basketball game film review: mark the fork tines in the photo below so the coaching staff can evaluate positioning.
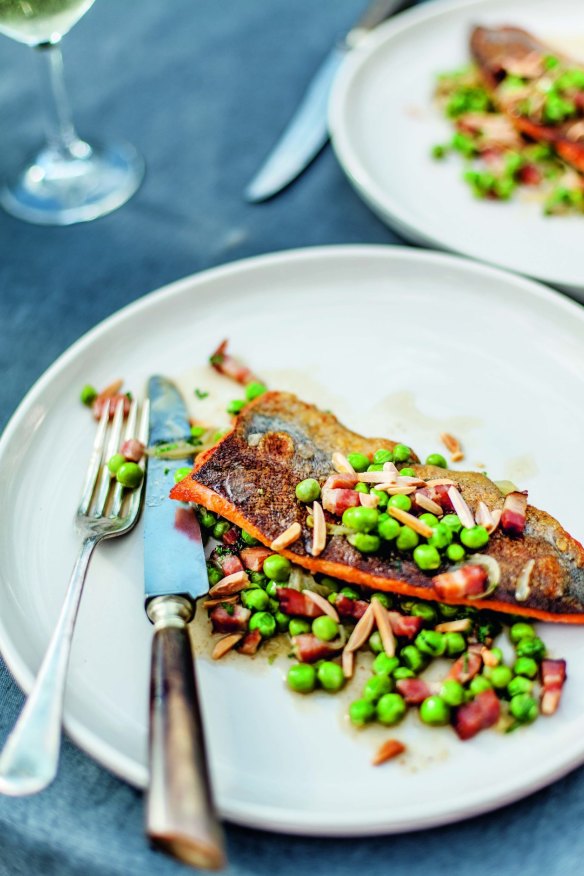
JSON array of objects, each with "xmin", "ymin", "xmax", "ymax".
[{"xmin": 78, "ymin": 397, "xmax": 150, "ymax": 521}]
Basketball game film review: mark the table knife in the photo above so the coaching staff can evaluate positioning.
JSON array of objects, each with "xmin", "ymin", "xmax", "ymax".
[
  {"xmin": 144, "ymin": 375, "xmax": 225, "ymax": 870},
  {"xmin": 245, "ymin": 0, "xmax": 414, "ymax": 203}
]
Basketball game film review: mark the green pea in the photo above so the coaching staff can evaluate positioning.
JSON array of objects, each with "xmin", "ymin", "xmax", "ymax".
[
  {"xmin": 348, "ymin": 532, "xmax": 380, "ymax": 554},
  {"xmin": 509, "ymin": 694, "xmax": 538, "ymax": 724},
  {"xmin": 295, "ymin": 478, "xmax": 321, "ymax": 503},
  {"xmin": 287, "ymin": 663, "xmax": 316, "ymax": 693},
  {"xmin": 415, "ymin": 630, "xmax": 445, "ymax": 657},
  {"xmin": 377, "ymin": 692, "xmax": 407, "ymax": 725},
  {"xmin": 400, "ymin": 645, "xmax": 426, "ymax": 673},
  {"xmin": 317, "ymin": 661, "xmax": 345, "ymax": 692},
  {"xmin": 438, "ymin": 602, "xmax": 460, "ymax": 619},
  {"xmin": 420, "ymin": 696, "xmax": 450, "ymax": 726},
  {"xmin": 371, "ymin": 592, "xmax": 392, "ymax": 608},
  {"xmin": 245, "ymin": 381, "xmax": 267, "ymax": 401},
  {"xmin": 410, "ymin": 602, "xmax": 438, "ymax": 624},
  {"xmin": 425, "ymin": 453, "xmax": 448, "ymax": 468},
  {"xmin": 460, "ymin": 525, "xmax": 489, "ymax": 550},
  {"xmin": 372, "ymin": 654, "xmax": 400, "ymax": 676},
  {"xmin": 378, "ymin": 517, "xmax": 401, "ymax": 541},
  {"xmin": 442, "ymin": 514, "xmax": 462, "ymax": 534},
  {"xmin": 393, "ymin": 444, "xmax": 412, "ymax": 463},
  {"xmin": 289, "ymin": 618, "xmax": 310, "ymax": 636},
  {"xmin": 371, "ymin": 488, "xmax": 388, "ymax": 509},
  {"xmin": 347, "ymin": 452, "xmax": 370, "ymax": 472},
  {"xmin": 275, "ymin": 611, "xmax": 290, "ymax": 632},
  {"xmin": 212, "ymin": 520, "xmax": 231, "ymax": 540},
  {"xmin": 396, "ymin": 527, "xmax": 419, "ymax": 552},
  {"xmin": 107, "ymin": 453, "xmax": 126, "ymax": 475},
  {"xmin": 349, "ymin": 699, "xmax": 376, "ymax": 726},
  {"xmin": 268, "ymin": 597, "xmax": 280, "ymax": 613},
  {"xmin": 428, "ymin": 523, "xmax": 452, "ymax": 550},
  {"xmin": 198, "ymin": 508, "xmax": 217, "ymax": 529},
  {"xmin": 363, "ymin": 674, "xmax": 393, "ymax": 703},
  {"xmin": 80, "ymin": 384, "xmax": 98, "ymax": 406},
  {"xmin": 227, "ymin": 399, "xmax": 246, "ymax": 415},
  {"xmin": 507, "ymin": 676, "xmax": 533, "ymax": 697},
  {"xmin": 445, "ymin": 632, "xmax": 467, "ymax": 656},
  {"xmin": 342, "ymin": 506, "xmax": 379, "ymax": 533},
  {"xmin": 440, "ymin": 679, "xmax": 465, "ymax": 707},
  {"xmin": 249, "ymin": 611, "xmax": 276, "ymax": 638},
  {"xmin": 368, "ymin": 631, "xmax": 383, "ymax": 654},
  {"xmin": 489, "ymin": 647, "xmax": 504, "ymax": 665},
  {"xmin": 388, "ymin": 494, "xmax": 412, "ymax": 512},
  {"xmin": 355, "ymin": 482, "xmax": 369, "ymax": 494},
  {"xmin": 190, "ymin": 424, "xmax": 205, "ymax": 439},
  {"xmin": 206, "ymin": 563, "xmax": 222, "ymax": 587},
  {"xmin": 515, "ymin": 637, "xmax": 546, "ymax": 661},
  {"xmin": 265, "ymin": 580, "xmax": 279, "ymax": 597},
  {"xmin": 367, "ymin": 463, "xmax": 384, "ymax": 471},
  {"xmin": 174, "ymin": 466, "xmax": 191, "ymax": 484},
  {"xmin": 241, "ymin": 530, "xmax": 259, "ymax": 546},
  {"xmin": 513, "ymin": 656, "xmax": 539, "ymax": 678},
  {"xmin": 446, "ymin": 543, "xmax": 466, "ymax": 563},
  {"xmin": 263, "ymin": 555, "xmax": 291, "ymax": 582},
  {"xmin": 241, "ymin": 589, "xmax": 270, "ymax": 612},
  {"xmin": 469, "ymin": 676, "xmax": 492, "ymax": 696},
  {"xmin": 485, "ymin": 664, "xmax": 512, "ymax": 689},
  {"xmin": 312, "ymin": 616, "xmax": 339, "ymax": 642},
  {"xmin": 399, "ymin": 467, "xmax": 416, "ymax": 477},
  {"xmin": 373, "ymin": 448, "xmax": 394, "ymax": 464},
  {"xmin": 419, "ymin": 513, "xmax": 439, "ymax": 528},
  {"xmin": 413, "ymin": 544, "xmax": 441, "ymax": 571},
  {"xmin": 509, "ymin": 622, "xmax": 536, "ymax": 643},
  {"xmin": 116, "ymin": 462, "xmax": 144, "ymax": 488},
  {"xmin": 393, "ymin": 666, "xmax": 415, "ymax": 679},
  {"xmin": 340, "ymin": 586, "xmax": 359, "ymax": 600}
]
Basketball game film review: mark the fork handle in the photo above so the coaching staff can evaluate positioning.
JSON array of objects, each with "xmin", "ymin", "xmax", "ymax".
[
  {"xmin": 0, "ymin": 534, "xmax": 98, "ymax": 796},
  {"xmin": 146, "ymin": 595, "xmax": 225, "ymax": 870}
]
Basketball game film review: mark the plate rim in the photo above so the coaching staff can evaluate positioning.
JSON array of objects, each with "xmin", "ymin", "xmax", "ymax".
[
  {"xmin": 2, "ymin": 243, "xmax": 584, "ymax": 835},
  {"xmin": 328, "ymin": 0, "xmax": 584, "ymax": 290}
]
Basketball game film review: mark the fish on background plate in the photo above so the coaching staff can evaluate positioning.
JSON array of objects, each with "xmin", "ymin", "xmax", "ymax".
[{"xmin": 171, "ymin": 390, "xmax": 584, "ymax": 624}]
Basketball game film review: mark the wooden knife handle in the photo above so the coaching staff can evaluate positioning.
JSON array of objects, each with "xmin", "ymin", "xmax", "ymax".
[{"xmin": 146, "ymin": 595, "xmax": 225, "ymax": 870}]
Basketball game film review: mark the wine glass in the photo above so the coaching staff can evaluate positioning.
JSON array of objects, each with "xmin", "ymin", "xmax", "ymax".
[{"xmin": 0, "ymin": 0, "xmax": 144, "ymax": 225}]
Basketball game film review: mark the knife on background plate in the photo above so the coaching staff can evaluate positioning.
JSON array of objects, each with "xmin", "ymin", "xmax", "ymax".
[
  {"xmin": 245, "ymin": 0, "xmax": 415, "ymax": 202},
  {"xmin": 144, "ymin": 376, "xmax": 225, "ymax": 870}
]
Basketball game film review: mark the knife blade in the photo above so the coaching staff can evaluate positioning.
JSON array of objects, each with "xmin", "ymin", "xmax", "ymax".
[
  {"xmin": 245, "ymin": 0, "xmax": 414, "ymax": 203},
  {"xmin": 144, "ymin": 375, "xmax": 225, "ymax": 870}
]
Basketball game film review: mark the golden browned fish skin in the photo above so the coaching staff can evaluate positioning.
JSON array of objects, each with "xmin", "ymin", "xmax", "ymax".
[{"xmin": 171, "ymin": 392, "xmax": 584, "ymax": 622}]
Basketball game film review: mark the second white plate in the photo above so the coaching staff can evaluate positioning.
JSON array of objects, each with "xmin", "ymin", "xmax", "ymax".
[{"xmin": 329, "ymin": 0, "xmax": 584, "ymax": 292}]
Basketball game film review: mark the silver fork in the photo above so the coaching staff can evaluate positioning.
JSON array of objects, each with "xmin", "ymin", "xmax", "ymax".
[{"xmin": 0, "ymin": 396, "xmax": 149, "ymax": 796}]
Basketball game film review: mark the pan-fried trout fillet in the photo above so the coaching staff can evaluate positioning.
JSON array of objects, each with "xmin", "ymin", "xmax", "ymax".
[{"xmin": 171, "ymin": 392, "xmax": 584, "ymax": 623}]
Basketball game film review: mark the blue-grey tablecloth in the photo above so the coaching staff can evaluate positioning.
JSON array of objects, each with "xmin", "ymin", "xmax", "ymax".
[{"xmin": 0, "ymin": 1, "xmax": 582, "ymax": 874}]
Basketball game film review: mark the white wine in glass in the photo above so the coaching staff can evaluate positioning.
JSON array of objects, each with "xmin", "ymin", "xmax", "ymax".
[{"xmin": 0, "ymin": 0, "xmax": 144, "ymax": 225}]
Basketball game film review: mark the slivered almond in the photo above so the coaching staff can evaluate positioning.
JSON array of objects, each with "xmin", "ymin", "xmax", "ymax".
[
  {"xmin": 271, "ymin": 521, "xmax": 302, "ymax": 550},
  {"xmin": 382, "ymin": 461, "xmax": 399, "ymax": 479},
  {"xmin": 304, "ymin": 589, "xmax": 339, "ymax": 622},
  {"xmin": 209, "ymin": 570, "xmax": 249, "ymax": 597},
  {"xmin": 447, "ymin": 486, "xmax": 475, "ymax": 529},
  {"xmin": 441, "ymin": 432, "xmax": 464, "ymax": 461},
  {"xmin": 345, "ymin": 603, "xmax": 375, "ymax": 652},
  {"xmin": 482, "ymin": 649, "xmax": 500, "ymax": 668},
  {"xmin": 342, "ymin": 649, "xmax": 355, "ymax": 679},
  {"xmin": 475, "ymin": 501, "xmax": 494, "ymax": 530},
  {"xmin": 387, "ymin": 506, "xmax": 434, "ymax": 538},
  {"xmin": 415, "ymin": 492, "xmax": 443, "ymax": 516},
  {"xmin": 376, "ymin": 484, "xmax": 417, "ymax": 495},
  {"xmin": 451, "ymin": 451, "xmax": 464, "ymax": 463},
  {"xmin": 425, "ymin": 478, "xmax": 457, "ymax": 487},
  {"xmin": 371, "ymin": 599, "xmax": 396, "ymax": 657},
  {"xmin": 332, "ymin": 451, "xmax": 355, "ymax": 474},
  {"xmin": 372, "ymin": 739, "xmax": 406, "ymax": 766},
  {"xmin": 203, "ymin": 595, "xmax": 240, "ymax": 608},
  {"xmin": 353, "ymin": 471, "xmax": 394, "ymax": 484},
  {"xmin": 212, "ymin": 633, "xmax": 244, "ymax": 660},
  {"xmin": 100, "ymin": 378, "xmax": 124, "ymax": 397},
  {"xmin": 487, "ymin": 509, "xmax": 502, "ymax": 534},
  {"xmin": 360, "ymin": 492, "xmax": 379, "ymax": 508},
  {"xmin": 515, "ymin": 559, "xmax": 535, "ymax": 603},
  {"xmin": 311, "ymin": 501, "xmax": 326, "ymax": 557},
  {"xmin": 435, "ymin": 618, "xmax": 472, "ymax": 633},
  {"xmin": 396, "ymin": 475, "xmax": 426, "ymax": 487}
]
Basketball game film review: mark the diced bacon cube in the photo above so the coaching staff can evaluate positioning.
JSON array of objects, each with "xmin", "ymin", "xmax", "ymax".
[
  {"xmin": 334, "ymin": 595, "xmax": 369, "ymax": 621},
  {"xmin": 120, "ymin": 438, "xmax": 145, "ymax": 462},
  {"xmin": 322, "ymin": 488, "xmax": 361, "ymax": 516},
  {"xmin": 277, "ymin": 588, "xmax": 324, "ymax": 618},
  {"xmin": 239, "ymin": 547, "xmax": 272, "ymax": 572},
  {"xmin": 387, "ymin": 612, "xmax": 423, "ymax": 639},
  {"xmin": 209, "ymin": 604, "xmax": 250, "ymax": 633},
  {"xmin": 396, "ymin": 678, "xmax": 432, "ymax": 704},
  {"xmin": 221, "ymin": 554, "xmax": 244, "ymax": 576},
  {"xmin": 237, "ymin": 629, "xmax": 262, "ymax": 656},
  {"xmin": 449, "ymin": 650, "xmax": 483, "ymax": 684},
  {"xmin": 540, "ymin": 658, "xmax": 567, "ymax": 716},
  {"xmin": 501, "ymin": 491, "xmax": 527, "ymax": 536},
  {"xmin": 432, "ymin": 565, "xmax": 487, "ymax": 600},
  {"xmin": 92, "ymin": 393, "xmax": 131, "ymax": 421},
  {"xmin": 292, "ymin": 633, "xmax": 342, "ymax": 663},
  {"xmin": 453, "ymin": 689, "xmax": 500, "ymax": 740}
]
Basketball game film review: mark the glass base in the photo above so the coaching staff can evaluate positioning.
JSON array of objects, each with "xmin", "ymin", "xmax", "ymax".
[{"xmin": 0, "ymin": 139, "xmax": 144, "ymax": 225}]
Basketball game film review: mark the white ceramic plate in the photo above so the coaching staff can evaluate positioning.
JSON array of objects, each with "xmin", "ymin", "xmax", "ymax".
[
  {"xmin": 329, "ymin": 0, "xmax": 584, "ymax": 293},
  {"xmin": 2, "ymin": 245, "xmax": 584, "ymax": 836}
]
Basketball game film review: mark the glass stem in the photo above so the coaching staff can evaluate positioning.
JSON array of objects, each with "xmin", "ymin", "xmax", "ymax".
[{"xmin": 35, "ymin": 41, "xmax": 83, "ymax": 157}]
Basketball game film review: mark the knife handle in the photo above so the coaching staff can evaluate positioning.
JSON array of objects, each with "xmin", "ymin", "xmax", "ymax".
[
  {"xmin": 348, "ymin": 0, "xmax": 414, "ymax": 47},
  {"xmin": 146, "ymin": 595, "xmax": 225, "ymax": 870}
]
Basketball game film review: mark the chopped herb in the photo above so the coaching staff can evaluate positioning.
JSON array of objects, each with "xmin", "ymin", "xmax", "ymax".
[
  {"xmin": 194, "ymin": 388, "xmax": 209, "ymax": 399},
  {"xmin": 164, "ymin": 467, "xmax": 170, "ymax": 475},
  {"xmin": 222, "ymin": 602, "xmax": 235, "ymax": 616},
  {"xmin": 210, "ymin": 353, "xmax": 223, "ymax": 366},
  {"xmin": 190, "ymin": 425, "xmax": 205, "ymax": 438}
]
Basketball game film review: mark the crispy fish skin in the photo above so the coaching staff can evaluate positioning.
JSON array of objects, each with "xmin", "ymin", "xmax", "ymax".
[
  {"xmin": 171, "ymin": 392, "xmax": 584, "ymax": 623},
  {"xmin": 470, "ymin": 25, "xmax": 584, "ymax": 174}
]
